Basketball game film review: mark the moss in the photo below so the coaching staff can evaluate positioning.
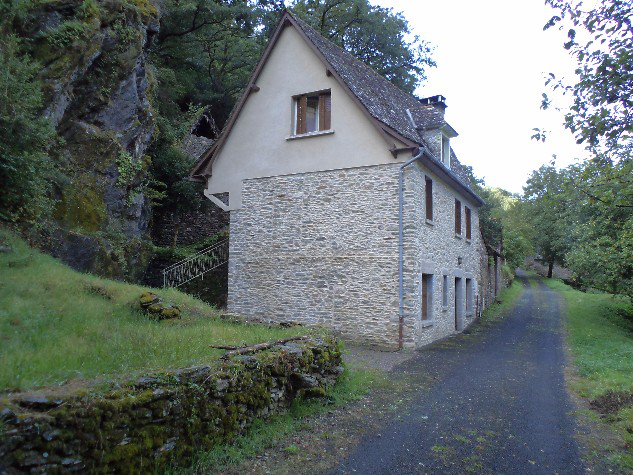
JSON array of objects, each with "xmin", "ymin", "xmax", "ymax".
[
  {"xmin": 1, "ymin": 340, "xmax": 341, "ymax": 472},
  {"xmin": 53, "ymin": 180, "xmax": 107, "ymax": 232},
  {"xmin": 128, "ymin": 0, "xmax": 159, "ymax": 21}
]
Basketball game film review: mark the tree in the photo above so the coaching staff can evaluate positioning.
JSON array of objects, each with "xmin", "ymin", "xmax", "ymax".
[
  {"xmin": 290, "ymin": 0, "xmax": 435, "ymax": 93},
  {"xmin": 523, "ymin": 165, "xmax": 570, "ymax": 278},
  {"xmin": 0, "ymin": 34, "xmax": 56, "ymax": 223},
  {"xmin": 543, "ymin": 0, "xmax": 632, "ymax": 157},
  {"xmin": 531, "ymin": 0, "xmax": 633, "ymax": 298}
]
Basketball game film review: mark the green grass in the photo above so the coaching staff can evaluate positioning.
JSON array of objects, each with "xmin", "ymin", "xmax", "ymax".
[
  {"xmin": 545, "ymin": 278, "xmax": 633, "ymax": 470},
  {"xmin": 479, "ymin": 279, "xmax": 525, "ymax": 323},
  {"xmin": 174, "ymin": 366, "xmax": 388, "ymax": 474},
  {"xmin": 545, "ymin": 279, "xmax": 633, "ymax": 397},
  {"xmin": 0, "ymin": 229, "xmax": 308, "ymax": 391}
]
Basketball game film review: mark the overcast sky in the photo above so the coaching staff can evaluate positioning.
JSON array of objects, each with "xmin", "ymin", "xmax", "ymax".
[{"xmin": 372, "ymin": 0, "xmax": 587, "ymax": 194}]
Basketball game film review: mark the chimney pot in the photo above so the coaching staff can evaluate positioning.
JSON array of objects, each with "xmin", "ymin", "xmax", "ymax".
[{"xmin": 419, "ymin": 95, "xmax": 447, "ymax": 114}]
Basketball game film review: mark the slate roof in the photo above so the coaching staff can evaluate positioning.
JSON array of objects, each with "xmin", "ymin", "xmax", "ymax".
[
  {"xmin": 191, "ymin": 10, "xmax": 481, "ymax": 204},
  {"xmin": 181, "ymin": 134, "xmax": 214, "ymax": 160}
]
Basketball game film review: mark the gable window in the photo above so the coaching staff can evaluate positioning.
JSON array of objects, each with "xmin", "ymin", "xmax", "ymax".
[
  {"xmin": 294, "ymin": 90, "xmax": 331, "ymax": 135},
  {"xmin": 425, "ymin": 176, "xmax": 433, "ymax": 221},
  {"xmin": 441, "ymin": 135, "xmax": 450, "ymax": 168},
  {"xmin": 465, "ymin": 206, "xmax": 472, "ymax": 241},
  {"xmin": 455, "ymin": 199, "xmax": 462, "ymax": 235}
]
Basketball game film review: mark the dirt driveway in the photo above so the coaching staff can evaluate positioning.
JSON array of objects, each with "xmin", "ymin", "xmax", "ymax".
[{"xmin": 227, "ymin": 273, "xmax": 586, "ymax": 474}]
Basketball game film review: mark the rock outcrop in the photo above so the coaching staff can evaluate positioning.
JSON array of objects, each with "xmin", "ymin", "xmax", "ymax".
[{"xmin": 19, "ymin": 0, "xmax": 161, "ymax": 280}]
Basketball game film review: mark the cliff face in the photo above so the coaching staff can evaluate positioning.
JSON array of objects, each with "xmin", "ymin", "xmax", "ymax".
[{"xmin": 23, "ymin": 0, "xmax": 160, "ymax": 279}]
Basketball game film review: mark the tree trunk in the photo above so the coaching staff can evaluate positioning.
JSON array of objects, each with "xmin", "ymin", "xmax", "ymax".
[
  {"xmin": 171, "ymin": 216, "xmax": 181, "ymax": 248},
  {"xmin": 548, "ymin": 261, "xmax": 554, "ymax": 278}
]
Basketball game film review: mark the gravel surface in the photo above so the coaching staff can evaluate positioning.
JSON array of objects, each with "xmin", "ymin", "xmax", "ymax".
[{"xmin": 332, "ymin": 273, "xmax": 585, "ymax": 474}]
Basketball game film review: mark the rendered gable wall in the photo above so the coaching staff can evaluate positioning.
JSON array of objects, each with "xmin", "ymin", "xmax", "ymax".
[{"xmin": 205, "ymin": 24, "xmax": 405, "ymax": 210}]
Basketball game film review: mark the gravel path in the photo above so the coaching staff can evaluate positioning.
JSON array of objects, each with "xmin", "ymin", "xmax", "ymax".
[{"xmin": 331, "ymin": 272, "xmax": 584, "ymax": 474}]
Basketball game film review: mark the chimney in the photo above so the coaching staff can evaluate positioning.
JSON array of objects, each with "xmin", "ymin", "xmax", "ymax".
[{"xmin": 419, "ymin": 95, "xmax": 447, "ymax": 114}]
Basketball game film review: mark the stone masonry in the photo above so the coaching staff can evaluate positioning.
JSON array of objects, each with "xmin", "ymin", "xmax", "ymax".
[{"xmin": 228, "ymin": 162, "xmax": 483, "ymax": 349}]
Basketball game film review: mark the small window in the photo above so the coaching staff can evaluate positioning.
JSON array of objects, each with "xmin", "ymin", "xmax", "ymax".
[
  {"xmin": 466, "ymin": 278, "xmax": 473, "ymax": 315},
  {"xmin": 425, "ymin": 176, "xmax": 433, "ymax": 221},
  {"xmin": 441, "ymin": 135, "xmax": 450, "ymax": 167},
  {"xmin": 455, "ymin": 199, "xmax": 462, "ymax": 235},
  {"xmin": 295, "ymin": 91, "xmax": 331, "ymax": 135},
  {"xmin": 422, "ymin": 273, "xmax": 433, "ymax": 321},
  {"xmin": 465, "ymin": 206, "xmax": 472, "ymax": 240},
  {"xmin": 442, "ymin": 275, "xmax": 448, "ymax": 307}
]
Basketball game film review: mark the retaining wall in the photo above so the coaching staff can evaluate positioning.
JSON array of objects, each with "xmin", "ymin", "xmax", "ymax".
[{"xmin": 0, "ymin": 338, "xmax": 342, "ymax": 473}]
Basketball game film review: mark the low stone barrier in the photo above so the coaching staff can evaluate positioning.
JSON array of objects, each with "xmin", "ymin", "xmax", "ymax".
[{"xmin": 0, "ymin": 337, "xmax": 342, "ymax": 473}]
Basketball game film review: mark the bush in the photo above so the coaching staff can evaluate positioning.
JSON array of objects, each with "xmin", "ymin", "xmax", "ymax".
[{"xmin": 0, "ymin": 35, "xmax": 56, "ymax": 223}]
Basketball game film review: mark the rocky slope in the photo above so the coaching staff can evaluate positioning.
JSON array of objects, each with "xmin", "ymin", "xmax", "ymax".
[{"xmin": 21, "ymin": 0, "xmax": 160, "ymax": 279}]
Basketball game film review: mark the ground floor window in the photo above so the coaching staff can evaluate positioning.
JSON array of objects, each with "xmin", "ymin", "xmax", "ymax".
[
  {"xmin": 442, "ymin": 275, "xmax": 448, "ymax": 308},
  {"xmin": 422, "ymin": 273, "xmax": 433, "ymax": 321}
]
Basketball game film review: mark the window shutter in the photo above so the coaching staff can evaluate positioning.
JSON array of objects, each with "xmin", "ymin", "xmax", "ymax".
[
  {"xmin": 422, "ymin": 275, "xmax": 428, "ymax": 321},
  {"xmin": 323, "ymin": 93, "xmax": 331, "ymax": 130},
  {"xmin": 425, "ymin": 177, "xmax": 433, "ymax": 221},
  {"xmin": 297, "ymin": 95, "xmax": 307, "ymax": 134},
  {"xmin": 455, "ymin": 199, "xmax": 462, "ymax": 235},
  {"xmin": 466, "ymin": 207, "xmax": 471, "ymax": 240}
]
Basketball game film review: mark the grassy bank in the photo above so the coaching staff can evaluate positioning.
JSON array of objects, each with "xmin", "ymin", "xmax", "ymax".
[
  {"xmin": 479, "ymin": 278, "xmax": 525, "ymax": 324},
  {"xmin": 0, "ymin": 229, "xmax": 307, "ymax": 391},
  {"xmin": 545, "ymin": 279, "xmax": 633, "ymax": 469}
]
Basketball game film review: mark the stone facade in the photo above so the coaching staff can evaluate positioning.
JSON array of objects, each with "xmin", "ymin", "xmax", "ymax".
[
  {"xmin": 228, "ymin": 161, "xmax": 483, "ymax": 349},
  {"xmin": 401, "ymin": 161, "xmax": 481, "ymax": 348}
]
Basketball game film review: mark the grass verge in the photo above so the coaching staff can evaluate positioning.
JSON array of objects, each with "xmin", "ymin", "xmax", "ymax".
[
  {"xmin": 478, "ymin": 278, "xmax": 524, "ymax": 324},
  {"xmin": 175, "ymin": 365, "xmax": 388, "ymax": 474},
  {"xmin": 0, "ymin": 229, "xmax": 308, "ymax": 391},
  {"xmin": 545, "ymin": 279, "xmax": 633, "ymax": 470}
]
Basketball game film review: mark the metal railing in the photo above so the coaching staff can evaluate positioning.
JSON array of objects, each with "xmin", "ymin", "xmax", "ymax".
[{"xmin": 162, "ymin": 239, "xmax": 229, "ymax": 288}]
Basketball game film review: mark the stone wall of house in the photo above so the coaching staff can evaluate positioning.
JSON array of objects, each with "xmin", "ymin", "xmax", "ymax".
[
  {"xmin": 228, "ymin": 165, "xmax": 401, "ymax": 349},
  {"xmin": 227, "ymin": 161, "xmax": 488, "ymax": 350},
  {"xmin": 401, "ymin": 161, "xmax": 483, "ymax": 348},
  {"xmin": 0, "ymin": 338, "xmax": 342, "ymax": 473}
]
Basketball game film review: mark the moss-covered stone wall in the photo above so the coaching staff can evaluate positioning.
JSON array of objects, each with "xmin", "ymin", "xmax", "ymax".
[{"xmin": 0, "ymin": 338, "xmax": 342, "ymax": 473}]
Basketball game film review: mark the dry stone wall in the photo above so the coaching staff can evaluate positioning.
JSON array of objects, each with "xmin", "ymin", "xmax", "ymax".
[{"xmin": 0, "ymin": 338, "xmax": 342, "ymax": 473}]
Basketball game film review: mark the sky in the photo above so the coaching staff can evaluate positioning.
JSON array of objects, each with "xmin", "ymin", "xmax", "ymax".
[{"xmin": 372, "ymin": 0, "xmax": 587, "ymax": 194}]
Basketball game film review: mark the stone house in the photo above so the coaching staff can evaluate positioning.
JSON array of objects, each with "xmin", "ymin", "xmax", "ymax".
[{"xmin": 191, "ymin": 11, "xmax": 487, "ymax": 349}]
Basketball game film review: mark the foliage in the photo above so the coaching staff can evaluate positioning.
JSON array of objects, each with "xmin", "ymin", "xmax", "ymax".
[
  {"xmin": 116, "ymin": 150, "xmax": 144, "ymax": 187},
  {"xmin": 0, "ymin": 34, "xmax": 56, "ymax": 224},
  {"xmin": 290, "ymin": 0, "xmax": 435, "ymax": 93},
  {"xmin": 543, "ymin": 0, "xmax": 632, "ymax": 156},
  {"xmin": 462, "ymin": 166, "xmax": 533, "ymax": 271},
  {"xmin": 0, "ymin": 229, "xmax": 308, "ymax": 390},
  {"xmin": 546, "ymin": 279, "xmax": 633, "ymax": 470},
  {"xmin": 522, "ymin": 164, "xmax": 571, "ymax": 277},
  {"xmin": 529, "ymin": 0, "xmax": 633, "ymax": 296}
]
